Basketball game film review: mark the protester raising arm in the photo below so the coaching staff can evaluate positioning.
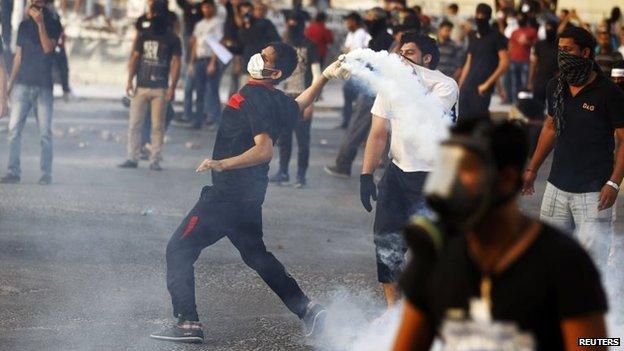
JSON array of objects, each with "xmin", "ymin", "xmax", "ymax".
[
  {"xmin": 29, "ymin": 6, "xmax": 57, "ymax": 53},
  {"xmin": 295, "ymin": 57, "xmax": 350, "ymax": 112}
]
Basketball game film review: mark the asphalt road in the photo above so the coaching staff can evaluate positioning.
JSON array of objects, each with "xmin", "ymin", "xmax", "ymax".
[{"xmin": 0, "ymin": 99, "xmax": 621, "ymax": 351}]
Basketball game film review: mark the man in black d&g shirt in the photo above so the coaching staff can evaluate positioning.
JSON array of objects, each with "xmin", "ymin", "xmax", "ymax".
[
  {"xmin": 119, "ymin": 12, "xmax": 181, "ymax": 171},
  {"xmin": 393, "ymin": 120, "xmax": 608, "ymax": 351},
  {"xmin": 150, "ymin": 42, "xmax": 346, "ymax": 343},
  {"xmin": 522, "ymin": 27, "xmax": 624, "ymax": 267},
  {"xmin": 458, "ymin": 3, "xmax": 509, "ymax": 120}
]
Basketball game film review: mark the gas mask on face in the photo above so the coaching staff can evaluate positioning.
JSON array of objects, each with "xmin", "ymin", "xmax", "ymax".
[
  {"xmin": 424, "ymin": 122, "xmax": 515, "ymax": 230},
  {"xmin": 247, "ymin": 53, "xmax": 279, "ymax": 80}
]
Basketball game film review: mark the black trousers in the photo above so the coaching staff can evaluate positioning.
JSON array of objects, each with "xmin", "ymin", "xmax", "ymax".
[
  {"xmin": 458, "ymin": 84, "xmax": 493, "ymax": 121},
  {"xmin": 166, "ymin": 186, "xmax": 310, "ymax": 322},
  {"xmin": 373, "ymin": 163, "xmax": 429, "ymax": 283},
  {"xmin": 334, "ymin": 94, "xmax": 375, "ymax": 174},
  {"xmin": 277, "ymin": 117, "xmax": 311, "ymax": 178},
  {"xmin": 342, "ymin": 79, "xmax": 358, "ymax": 128}
]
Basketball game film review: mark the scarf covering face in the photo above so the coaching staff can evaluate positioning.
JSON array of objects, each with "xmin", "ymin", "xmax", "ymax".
[{"xmin": 552, "ymin": 50, "xmax": 595, "ymax": 135}]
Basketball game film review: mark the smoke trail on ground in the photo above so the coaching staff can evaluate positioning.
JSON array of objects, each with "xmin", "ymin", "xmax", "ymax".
[
  {"xmin": 341, "ymin": 48, "xmax": 451, "ymax": 165},
  {"xmin": 309, "ymin": 288, "xmax": 403, "ymax": 351}
]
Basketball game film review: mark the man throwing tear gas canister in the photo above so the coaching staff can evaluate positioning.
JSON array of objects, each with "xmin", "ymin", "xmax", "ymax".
[{"xmin": 148, "ymin": 42, "xmax": 351, "ymax": 343}]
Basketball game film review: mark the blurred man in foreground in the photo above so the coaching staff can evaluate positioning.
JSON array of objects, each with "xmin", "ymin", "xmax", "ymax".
[{"xmin": 393, "ymin": 120, "xmax": 608, "ymax": 351}]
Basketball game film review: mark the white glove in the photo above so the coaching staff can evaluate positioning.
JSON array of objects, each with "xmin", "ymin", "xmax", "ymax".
[{"xmin": 322, "ymin": 55, "xmax": 351, "ymax": 80}]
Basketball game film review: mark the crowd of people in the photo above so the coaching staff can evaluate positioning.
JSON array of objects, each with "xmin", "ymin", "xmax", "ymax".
[{"xmin": 1, "ymin": 0, "xmax": 624, "ymax": 349}]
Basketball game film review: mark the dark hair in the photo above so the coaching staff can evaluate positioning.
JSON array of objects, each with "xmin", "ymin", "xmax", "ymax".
[
  {"xmin": 200, "ymin": 0, "xmax": 214, "ymax": 6},
  {"xmin": 238, "ymin": 1, "xmax": 252, "ymax": 10},
  {"xmin": 439, "ymin": 20, "xmax": 454, "ymax": 29},
  {"xmin": 475, "ymin": 3, "xmax": 492, "ymax": 19},
  {"xmin": 315, "ymin": 12, "xmax": 326, "ymax": 22},
  {"xmin": 448, "ymin": 3, "xmax": 458, "ymax": 12},
  {"xmin": 269, "ymin": 42, "xmax": 298, "ymax": 83},
  {"xmin": 610, "ymin": 7, "xmax": 621, "ymax": 22},
  {"xmin": 451, "ymin": 119, "xmax": 528, "ymax": 174},
  {"xmin": 559, "ymin": 26, "xmax": 597, "ymax": 58},
  {"xmin": 400, "ymin": 32, "xmax": 440, "ymax": 69}
]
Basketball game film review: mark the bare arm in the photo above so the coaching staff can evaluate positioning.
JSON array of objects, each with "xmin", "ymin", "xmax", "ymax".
[
  {"xmin": 168, "ymin": 55, "xmax": 181, "ymax": 97},
  {"xmin": 126, "ymin": 50, "xmax": 140, "ymax": 95},
  {"xmin": 196, "ymin": 133, "xmax": 274, "ymax": 172},
  {"xmin": 7, "ymin": 48, "xmax": 22, "ymax": 94},
  {"xmin": 528, "ymin": 115, "xmax": 556, "ymax": 171},
  {"xmin": 521, "ymin": 115, "xmax": 556, "ymax": 195},
  {"xmin": 362, "ymin": 115, "xmax": 389, "ymax": 175},
  {"xmin": 561, "ymin": 314, "xmax": 607, "ymax": 351},
  {"xmin": 295, "ymin": 75, "xmax": 329, "ymax": 112},
  {"xmin": 527, "ymin": 52, "xmax": 537, "ymax": 90},
  {"xmin": 29, "ymin": 8, "xmax": 56, "ymax": 53},
  {"xmin": 481, "ymin": 49, "xmax": 509, "ymax": 90},
  {"xmin": 0, "ymin": 55, "xmax": 7, "ymax": 117},
  {"xmin": 609, "ymin": 129, "xmax": 624, "ymax": 185},
  {"xmin": 458, "ymin": 53, "xmax": 472, "ymax": 89},
  {"xmin": 392, "ymin": 301, "xmax": 434, "ymax": 351}
]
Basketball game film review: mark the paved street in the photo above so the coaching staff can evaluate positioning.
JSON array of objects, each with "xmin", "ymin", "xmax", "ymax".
[{"xmin": 0, "ymin": 95, "xmax": 621, "ymax": 351}]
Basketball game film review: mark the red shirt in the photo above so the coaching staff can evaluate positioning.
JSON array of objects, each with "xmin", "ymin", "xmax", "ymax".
[
  {"xmin": 509, "ymin": 26, "xmax": 537, "ymax": 62},
  {"xmin": 304, "ymin": 21, "xmax": 334, "ymax": 58}
]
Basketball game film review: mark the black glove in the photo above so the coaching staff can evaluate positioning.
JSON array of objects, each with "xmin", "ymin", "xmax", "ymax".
[{"xmin": 360, "ymin": 174, "xmax": 377, "ymax": 212}]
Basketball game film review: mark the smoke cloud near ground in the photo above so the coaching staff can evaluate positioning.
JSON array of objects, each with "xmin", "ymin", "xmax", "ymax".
[{"xmin": 341, "ymin": 48, "xmax": 451, "ymax": 165}]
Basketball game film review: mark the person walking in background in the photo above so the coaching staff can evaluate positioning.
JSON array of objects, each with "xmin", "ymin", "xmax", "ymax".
[
  {"xmin": 324, "ymin": 7, "xmax": 391, "ymax": 179},
  {"xmin": 508, "ymin": 14, "xmax": 537, "ymax": 104},
  {"xmin": 45, "ymin": 0, "xmax": 73, "ymax": 101},
  {"xmin": 221, "ymin": 0, "xmax": 243, "ymax": 97},
  {"xmin": 119, "ymin": 11, "xmax": 181, "ymax": 171},
  {"xmin": 522, "ymin": 27, "xmax": 624, "ymax": 268},
  {"xmin": 595, "ymin": 26, "xmax": 623, "ymax": 77},
  {"xmin": 133, "ymin": 0, "xmax": 179, "ymax": 160},
  {"xmin": 526, "ymin": 19, "xmax": 558, "ymax": 152},
  {"xmin": 270, "ymin": 11, "xmax": 320, "ymax": 188},
  {"xmin": 458, "ymin": 3, "xmax": 509, "ymax": 119},
  {"xmin": 436, "ymin": 20, "xmax": 463, "ymax": 80},
  {"xmin": 183, "ymin": 0, "xmax": 224, "ymax": 130},
  {"xmin": 1, "ymin": 0, "xmax": 61, "ymax": 185},
  {"xmin": 175, "ymin": 0, "xmax": 202, "ymax": 62},
  {"xmin": 304, "ymin": 12, "xmax": 333, "ymax": 67},
  {"xmin": 339, "ymin": 11, "xmax": 370, "ymax": 129},
  {"xmin": 237, "ymin": 1, "xmax": 280, "ymax": 85}
]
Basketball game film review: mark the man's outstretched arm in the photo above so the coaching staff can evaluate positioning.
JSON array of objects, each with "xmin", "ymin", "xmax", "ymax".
[
  {"xmin": 296, "ymin": 57, "xmax": 350, "ymax": 112},
  {"xmin": 196, "ymin": 133, "xmax": 274, "ymax": 172}
]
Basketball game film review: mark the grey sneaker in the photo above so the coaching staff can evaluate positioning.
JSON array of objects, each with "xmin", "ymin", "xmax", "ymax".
[
  {"xmin": 149, "ymin": 162, "xmax": 162, "ymax": 171},
  {"xmin": 38, "ymin": 174, "xmax": 52, "ymax": 185},
  {"xmin": 293, "ymin": 176, "xmax": 306, "ymax": 188},
  {"xmin": 269, "ymin": 171, "xmax": 290, "ymax": 184},
  {"xmin": 118, "ymin": 160, "xmax": 138, "ymax": 168},
  {"xmin": 323, "ymin": 165, "xmax": 350, "ymax": 179},
  {"xmin": 0, "ymin": 173, "xmax": 20, "ymax": 184},
  {"xmin": 149, "ymin": 322, "xmax": 204, "ymax": 344},
  {"xmin": 302, "ymin": 302, "xmax": 326, "ymax": 338}
]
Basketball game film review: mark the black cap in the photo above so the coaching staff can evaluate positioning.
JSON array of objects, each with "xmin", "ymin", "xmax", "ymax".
[
  {"xmin": 476, "ymin": 3, "xmax": 492, "ymax": 19},
  {"xmin": 343, "ymin": 11, "xmax": 362, "ymax": 23}
]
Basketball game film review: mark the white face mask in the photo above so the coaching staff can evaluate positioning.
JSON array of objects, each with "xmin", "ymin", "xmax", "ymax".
[{"xmin": 247, "ymin": 53, "xmax": 267, "ymax": 79}]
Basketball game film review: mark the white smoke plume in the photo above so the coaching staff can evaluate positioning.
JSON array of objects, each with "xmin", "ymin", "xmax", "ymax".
[{"xmin": 341, "ymin": 48, "xmax": 451, "ymax": 165}]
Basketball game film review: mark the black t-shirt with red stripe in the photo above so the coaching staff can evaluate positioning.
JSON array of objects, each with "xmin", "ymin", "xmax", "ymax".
[{"xmin": 211, "ymin": 81, "xmax": 300, "ymax": 202}]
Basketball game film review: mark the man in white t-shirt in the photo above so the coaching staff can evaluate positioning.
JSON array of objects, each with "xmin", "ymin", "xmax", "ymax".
[
  {"xmin": 360, "ymin": 33, "xmax": 458, "ymax": 314},
  {"xmin": 184, "ymin": 0, "xmax": 224, "ymax": 129},
  {"xmin": 339, "ymin": 11, "xmax": 371, "ymax": 129}
]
